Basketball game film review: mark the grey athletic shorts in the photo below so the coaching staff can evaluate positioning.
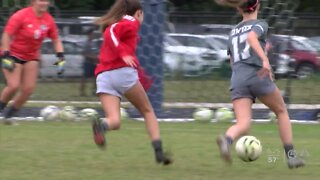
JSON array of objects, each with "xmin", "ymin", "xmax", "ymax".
[
  {"xmin": 230, "ymin": 63, "xmax": 276, "ymax": 102},
  {"xmin": 96, "ymin": 67, "xmax": 139, "ymax": 98}
]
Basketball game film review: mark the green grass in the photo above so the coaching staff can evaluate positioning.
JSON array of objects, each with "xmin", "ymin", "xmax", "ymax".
[
  {"xmin": 0, "ymin": 121, "xmax": 319, "ymax": 180},
  {"xmin": 1, "ymin": 77, "xmax": 319, "ymax": 104}
]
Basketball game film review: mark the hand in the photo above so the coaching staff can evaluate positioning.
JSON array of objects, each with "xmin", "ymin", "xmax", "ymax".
[
  {"xmin": 258, "ymin": 60, "xmax": 273, "ymax": 81},
  {"xmin": 1, "ymin": 51, "xmax": 15, "ymax": 72},
  {"xmin": 122, "ymin": 56, "xmax": 137, "ymax": 68},
  {"xmin": 53, "ymin": 52, "xmax": 66, "ymax": 75}
]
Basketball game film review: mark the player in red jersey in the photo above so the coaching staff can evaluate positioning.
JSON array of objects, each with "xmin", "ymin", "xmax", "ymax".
[
  {"xmin": 92, "ymin": 0, "xmax": 172, "ymax": 165},
  {"xmin": 0, "ymin": 0, "xmax": 65, "ymax": 125}
]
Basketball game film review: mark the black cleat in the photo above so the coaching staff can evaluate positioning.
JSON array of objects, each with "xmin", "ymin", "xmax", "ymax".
[
  {"xmin": 92, "ymin": 117, "xmax": 106, "ymax": 149},
  {"xmin": 155, "ymin": 150, "xmax": 173, "ymax": 166}
]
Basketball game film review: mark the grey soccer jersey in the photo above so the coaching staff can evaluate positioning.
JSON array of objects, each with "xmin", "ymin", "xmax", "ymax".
[
  {"xmin": 228, "ymin": 20, "xmax": 275, "ymax": 101},
  {"xmin": 228, "ymin": 19, "xmax": 268, "ymax": 67}
]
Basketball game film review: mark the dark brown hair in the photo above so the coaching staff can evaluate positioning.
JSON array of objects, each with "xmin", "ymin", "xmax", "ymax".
[
  {"xmin": 96, "ymin": 0, "xmax": 142, "ymax": 31},
  {"xmin": 240, "ymin": 0, "xmax": 259, "ymax": 13}
]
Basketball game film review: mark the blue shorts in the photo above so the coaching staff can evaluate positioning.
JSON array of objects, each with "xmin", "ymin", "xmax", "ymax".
[{"xmin": 96, "ymin": 67, "xmax": 139, "ymax": 98}]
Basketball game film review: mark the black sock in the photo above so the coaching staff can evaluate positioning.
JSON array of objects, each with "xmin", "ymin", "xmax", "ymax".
[
  {"xmin": 0, "ymin": 101, "xmax": 7, "ymax": 111},
  {"xmin": 284, "ymin": 144, "xmax": 295, "ymax": 159},
  {"xmin": 225, "ymin": 135, "xmax": 233, "ymax": 145},
  {"xmin": 152, "ymin": 139, "xmax": 163, "ymax": 151},
  {"xmin": 152, "ymin": 140, "xmax": 164, "ymax": 162},
  {"xmin": 4, "ymin": 106, "xmax": 19, "ymax": 119}
]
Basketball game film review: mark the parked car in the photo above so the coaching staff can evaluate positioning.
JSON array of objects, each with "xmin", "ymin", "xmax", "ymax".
[
  {"xmin": 268, "ymin": 35, "xmax": 320, "ymax": 79},
  {"xmin": 168, "ymin": 33, "xmax": 228, "ymax": 66},
  {"xmin": 40, "ymin": 39, "xmax": 85, "ymax": 78},
  {"xmin": 204, "ymin": 34, "xmax": 229, "ymax": 50},
  {"xmin": 164, "ymin": 35, "xmax": 219, "ymax": 77}
]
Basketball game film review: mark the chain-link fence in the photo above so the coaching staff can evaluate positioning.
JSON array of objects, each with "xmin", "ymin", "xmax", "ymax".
[{"xmin": 0, "ymin": 0, "xmax": 319, "ymax": 120}]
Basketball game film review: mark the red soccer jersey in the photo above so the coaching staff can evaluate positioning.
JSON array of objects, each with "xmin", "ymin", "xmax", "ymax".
[
  {"xmin": 95, "ymin": 15, "xmax": 141, "ymax": 75},
  {"xmin": 4, "ymin": 7, "xmax": 58, "ymax": 60},
  {"xmin": 95, "ymin": 15, "xmax": 153, "ymax": 90}
]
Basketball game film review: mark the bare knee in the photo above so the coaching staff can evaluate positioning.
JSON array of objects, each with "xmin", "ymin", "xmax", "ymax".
[
  {"xmin": 7, "ymin": 83, "xmax": 20, "ymax": 93},
  {"xmin": 137, "ymin": 104, "xmax": 153, "ymax": 115},
  {"xmin": 272, "ymin": 104, "xmax": 288, "ymax": 116}
]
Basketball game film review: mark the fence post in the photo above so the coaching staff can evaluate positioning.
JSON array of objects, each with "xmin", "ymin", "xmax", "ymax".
[{"xmin": 137, "ymin": 0, "xmax": 166, "ymax": 116}]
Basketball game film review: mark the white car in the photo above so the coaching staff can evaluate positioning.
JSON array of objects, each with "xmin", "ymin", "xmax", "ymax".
[
  {"xmin": 40, "ymin": 39, "xmax": 85, "ymax": 78},
  {"xmin": 164, "ymin": 35, "xmax": 219, "ymax": 77},
  {"xmin": 168, "ymin": 33, "xmax": 229, "ymax": 66}
]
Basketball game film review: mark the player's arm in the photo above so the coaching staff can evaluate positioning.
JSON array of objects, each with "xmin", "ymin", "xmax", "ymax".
[
  {"xmin": 227, "ymin": 49, "xmax": 233, "ymax": 67},
  {"xmin": 1, "ymin": 11, "xmax": 23, "ymax": 52},
  {"xmin": 1, "ymin": 32, "xmax": 11, "ymax": 52},
  {"xmin": 52, "ymin": 38, "xmax": 64, "ymax": 55},
  {"xmin": 247, "ymin": 21, "xmax": 272, "ymax": 79},
  {"xmin": 1, "ymin": 12, "xmax": 22, "ymax": 71},
  {"xmin": 247, "ymin": 22, "xmax": 269, "ymax": 64},
  {"xmin": 247, "ymin": 32, "xmax": 268, "ymax": 63}
]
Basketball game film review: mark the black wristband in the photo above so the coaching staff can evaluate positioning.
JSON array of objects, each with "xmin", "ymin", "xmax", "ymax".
[
  {"xmin": 56, "ymin": 52, "xmax": 64, "ymax": 58},
  {"xmin": 3, "ymin": 51, "xmax": 10, "ymax": 57}
]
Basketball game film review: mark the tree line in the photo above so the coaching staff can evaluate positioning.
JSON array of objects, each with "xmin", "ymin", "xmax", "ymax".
[{"xmin": 0, "ymin": 0, "xmax": 319, "ymax": 13}]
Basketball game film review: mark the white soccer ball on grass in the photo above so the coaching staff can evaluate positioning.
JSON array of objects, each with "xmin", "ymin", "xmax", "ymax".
[
  {"xmin": 193, "ymin": 107, "xmax": 214, "ymax": 122},
  {"xmin": 78, "ymin": 108, "xmax": 99, "ymax": 121},
  {"xmin": 40, "ymin": 105, "xmax": 60, "ymax": 121},
  {"xmin": 215, "ymin": 107, "xmax": 234, "ymax": 122},
  {"xmin": 235, "ymin": 135, "xmax": 262, "ymax": 162},
  {"xmin": 59, "ymin": 106, "xmax": 78, "ymax": 121}
]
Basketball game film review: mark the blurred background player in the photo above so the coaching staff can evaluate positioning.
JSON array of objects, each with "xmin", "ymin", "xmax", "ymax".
[
  {"xmin": 80, "ymin": 28, "xmax": 98, "ymax": 96},
  {"xmin": 0, "ymin": 0, "xmax": 65, "ymax": 125},
  {"xmin": 92, "ymin": 0, "xmax": 172, "ymax": 165},
  {"xmin": 215, "ymin": 0, "xmax": 305, "ymax": 169}
]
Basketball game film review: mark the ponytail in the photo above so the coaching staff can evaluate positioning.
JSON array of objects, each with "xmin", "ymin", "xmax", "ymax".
[{"xmin": 95, "ymin": 0, "xmax": 142, "ymax": 32}]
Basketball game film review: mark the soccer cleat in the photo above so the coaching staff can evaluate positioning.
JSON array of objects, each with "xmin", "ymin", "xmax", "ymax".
[
  {"xmin": 155, "ymin": 150, "xmax": 173, "ymax": 166},
  {"xmin": 91, "ymin": 117, "xmax": 106, "ymax": 149},
  {"xmin": 216, "ymin": 135, "xmax": 232, "ymax": 164},
  {"xmin": 287, "ymin": 158, "xmax": 305, "ymax": 169}
]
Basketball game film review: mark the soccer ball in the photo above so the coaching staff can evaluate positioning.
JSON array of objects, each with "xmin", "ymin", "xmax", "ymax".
[
  {"xmin": 78, "ymin": 108, "xmax": 99, "ymax": 121},
  {"xmin": 193, "ymin": 107, "xmax": 214, "ymax": 122},
  {"xmin": 120, "ymin": 107, "xmax": 129, "ymax": 120},
  {"xmin": 40, "ymin": 105, "xmax": 60, "ymax": 121},
  {"xmin": 215, "ymin": 107, "xmax": 234, "ymax": 122},
  {"xmin": 59, "ymin": 106, "xmax": 78, "ymax": 121},
  {"xmin": 235, "ymin": 135, "xmax": 262, "ymax": 162},
  {"xmin": 268, "ymin": 111, "xmax": 277, "ymax": 123}
]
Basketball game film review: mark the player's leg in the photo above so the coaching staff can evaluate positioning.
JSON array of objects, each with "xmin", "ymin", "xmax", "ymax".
[
  {"xmin": 0, "ymin": 64, "xmax": 23, "ymax": 112},
  {"xmin": 226, "ymin": 98, "xmax": 253, "ymax": 139},
  {"xmin": 99, "ymin": 93, "xmax": 121, "ymax": 130},
  {"xmin": 217, "ymin": 97, "xmax": 253, "ymax": 163},
  {"xmin": 124, "ymin": 82, "xmax": 172, "ymax": 165},
  {"xmin": 92, "ymin": 93, "xmax": 121, "ymax": 148},
  {"xmin": 3, "ymin": 61, "xmax": 39, "ymax": 122},
  {"xmin": 258, "ymin": 88, "xmax": 305, "ymax": 168}
]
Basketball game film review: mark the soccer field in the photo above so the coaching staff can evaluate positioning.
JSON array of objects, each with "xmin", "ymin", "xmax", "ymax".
[{"xmin": 0, "ymin": 121, "xmax": 319, "ymax": 180}]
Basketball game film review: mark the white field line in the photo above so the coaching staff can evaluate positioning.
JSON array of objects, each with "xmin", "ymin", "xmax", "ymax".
[
  {"xmin": 26, "ymin": 100, "xmax": 320, "ymax": 109},
  {"xmin": 0, "ymin": 117, "xmax": 318, "ymax": 124}
]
